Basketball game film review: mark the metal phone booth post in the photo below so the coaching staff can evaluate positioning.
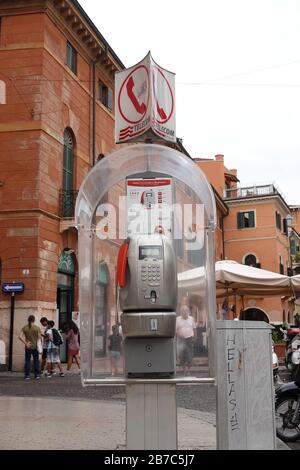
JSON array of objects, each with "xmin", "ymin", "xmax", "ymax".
[{"xmin": 75, "ymin": 144, "xmax": 217, "ymax": 450}]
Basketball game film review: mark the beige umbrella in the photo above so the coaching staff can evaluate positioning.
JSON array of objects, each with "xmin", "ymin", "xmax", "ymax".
[
  {"xmin": 291, "ymin": 275, "xmax": 300, "ymax": 295},
  {"xmin": 178, "ymin": 260, "xmax": 291, "ymax": 298}
]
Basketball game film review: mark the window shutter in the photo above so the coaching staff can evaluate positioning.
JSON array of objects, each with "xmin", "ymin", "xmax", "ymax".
[
  {"xmin": 276, "ymin": 212, "xmax": 282, "ymax": 230},
  {"xmin": 249, "ymin": 211, "xmax": 255, "ymax": 227},
  {"xmin": 107, "ymin": 88, "xmax": 113, "ymax": 112},
  {"xmin": 72, "ymin": 49, "xmax": 77, "ymax": 74},
  {"xmin": 283, "ymin": 218, "xmax": 288, "ymax": 236},
  {"xmin": 66, "ymin": 42, "xmax": 77, "ymax": 74},
  {"xmin": 279, "ymin": 263, "xmax": 284, "ymax": 275},
  {"xmin": 99, "ymin": 80, "xmax": 104, "ymax": 102},
  {"xmin": 66, "ymin": 43, "xmax": 72, "ymax": 68},
  {"xmin": 237, "ymin": 212, "xmax": 244, "ymax": 229}
]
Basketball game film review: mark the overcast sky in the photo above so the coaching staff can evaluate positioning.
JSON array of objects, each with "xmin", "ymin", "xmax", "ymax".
[{"xmin": 80, "ymin": 0, "xmax": 300, "ymax": 205}]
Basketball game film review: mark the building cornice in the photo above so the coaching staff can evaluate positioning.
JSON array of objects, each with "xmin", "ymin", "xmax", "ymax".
[
  {"xmin": 0, "ymin": 0, "xmax": 124, "ymax": 78},
  {"xmin": 224, "ymin": 194, "xmax": 291, "ymax": 213},
  {"xmin": 49, "ymin": 0, "xmax": 124, "ymax": 75}
]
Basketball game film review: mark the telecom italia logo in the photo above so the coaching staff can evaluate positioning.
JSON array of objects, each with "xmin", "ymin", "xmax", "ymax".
[{"xmin": 0, "ymin": 80, "xmax": 6, "ymax": 104}]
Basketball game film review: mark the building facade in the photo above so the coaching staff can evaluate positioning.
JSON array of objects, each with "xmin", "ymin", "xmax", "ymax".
[
  {"xmin": 197, "ymin": 154, "xmax": 297, "ymax": 323},
  {"xmin": 0, "ymin": 0, "xmax": 124, "ymax": 369}
]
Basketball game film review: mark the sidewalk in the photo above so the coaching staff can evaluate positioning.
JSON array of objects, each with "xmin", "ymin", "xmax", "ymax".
[
  {"xmin": 0, "ymin": 395, "xmax": 216, "ymax": 450},
  {"xmin": 0, "ymin": 392, "xmax": 289, "ymax": 450},
  {"xmin": 0, "ymin": 371, "xmax": 289, "ymax": 450}
]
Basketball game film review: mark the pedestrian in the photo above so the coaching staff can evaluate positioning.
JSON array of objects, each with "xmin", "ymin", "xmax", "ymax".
[
  {"xmin": 175, "ymin": 305, "xmax": 196, "ymax": 376},
  {"xmin": 18, "ymin": 315, "xmax": 41, "ymax": 380},
  {"xmin": 108, "ymin": 324, "xmax": 123, "ymax": 376},
  {"xmin": 65, "ymin": 320, "xmax": 80, "ymax": 372},
  {"xmin": 40, "ymin": 317, "xmax": 49, "ymax": 376},
  {"xmin": 45, "ymin": 320, "xmax": 64, "ymax": 377}
]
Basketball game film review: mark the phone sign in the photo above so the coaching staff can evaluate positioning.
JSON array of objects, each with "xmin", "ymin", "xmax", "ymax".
[
  {"xmin": 115, "ymin": 52, "xmax": 176, "ymax": 144},
  {"xmin": 118, "ymin": 65, "xmax": 150, "ymax": 125}
]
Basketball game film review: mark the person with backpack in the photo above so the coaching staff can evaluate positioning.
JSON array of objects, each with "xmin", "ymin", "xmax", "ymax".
[
  {"xmin": 45, "ymin": 320, "xmax": 64, "ymax": 377},
  {"xmin": 40, "ymin": 317, "xmax": 49, "ymax": 376},
  {"xmin": 65, "ymin": 320, "xmax": 80, "ymax": 372}
]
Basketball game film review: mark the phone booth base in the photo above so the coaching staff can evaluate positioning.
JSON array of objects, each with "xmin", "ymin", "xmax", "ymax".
[{"xmin": 124, "ymin": 338, "xmax": 176, "ymax": 377}]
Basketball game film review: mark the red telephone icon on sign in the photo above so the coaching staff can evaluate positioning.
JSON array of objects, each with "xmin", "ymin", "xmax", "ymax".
[
  {"xmin": 117, "ymin": 241, "xmax": 129, "ymax": 288},
  {"xmin": 152, "ymin": 73, "xmax": 167, "ymax": 121},
  {"xmin": 156, "ymin": 99, "xmax": 167, "ymax": 121},
  {"xmin": 126, "ymin": 76, "xmax": 147, "ymax": 115}
]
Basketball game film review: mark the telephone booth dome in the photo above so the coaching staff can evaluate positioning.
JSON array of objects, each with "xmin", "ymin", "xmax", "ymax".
[{"xmin": 75, "ymin": 144, "xmax": 217, "ymax": 384}]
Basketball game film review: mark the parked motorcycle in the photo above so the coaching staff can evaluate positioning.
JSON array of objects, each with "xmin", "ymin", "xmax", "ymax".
[
  {"xmin": 285, "ymin": 332, "xmax": 300, "ymax": 379},
  {"xmin": 275, "ymin": 367, "xmax": 300, "ymax": 442}
]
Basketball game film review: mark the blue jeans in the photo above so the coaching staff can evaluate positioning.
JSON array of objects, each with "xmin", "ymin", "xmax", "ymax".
[{"xmin": 25, "ymin": 349, "xmax": 40, "ymax": 378}]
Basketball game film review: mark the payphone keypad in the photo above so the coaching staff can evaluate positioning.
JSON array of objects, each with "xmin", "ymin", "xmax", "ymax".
[{"xmin": 141, "ymin": 264, "xmax": 161, "ymax": 285}]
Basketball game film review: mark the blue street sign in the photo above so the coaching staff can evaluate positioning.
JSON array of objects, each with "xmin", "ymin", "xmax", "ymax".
[{"xmin": 2, "ymin": 283, "xmax": 25, "ymax": 294}]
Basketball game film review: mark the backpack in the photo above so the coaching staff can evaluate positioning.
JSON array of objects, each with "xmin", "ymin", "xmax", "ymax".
[{"xmin": 52, "ymin": 328, "xmax": 63, "ymax": 347}]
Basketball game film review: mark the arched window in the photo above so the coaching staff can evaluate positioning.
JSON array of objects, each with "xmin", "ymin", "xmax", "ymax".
[
  {"xmin": 244, "ymin": 254, "xmax": 257, "ymax": 267},
  {"xmin": 62, "ymin": 129, "xmax": 75, "ymax": 217}
]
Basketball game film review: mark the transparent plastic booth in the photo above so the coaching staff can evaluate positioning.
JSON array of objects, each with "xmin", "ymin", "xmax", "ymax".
[{"xmin": 75, "ymin": 144, "xmax": 217, "ymax": 385}]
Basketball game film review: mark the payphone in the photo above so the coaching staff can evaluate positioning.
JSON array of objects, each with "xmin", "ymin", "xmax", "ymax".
[
  {"xmin": 140, "ymin": 190, "xmax": 156, "ymax": 209},
  {"xmin": 117, "ymin": 234, "xmax": 177, "ymax": 376}
]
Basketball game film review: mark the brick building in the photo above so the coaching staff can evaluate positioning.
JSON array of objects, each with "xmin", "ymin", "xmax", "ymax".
[
  {"xmin": 196, "ymin": 154, "xmax": 300, "ymax": 323},
  {"xmin": 0, "ymin": 0, "xmax": 124, "ymax": 369}
]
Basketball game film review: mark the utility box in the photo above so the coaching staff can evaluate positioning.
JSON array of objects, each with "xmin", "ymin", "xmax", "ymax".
[{"xmin": 216, "ymin": 321, "xmax": 276, "ymax": 450}]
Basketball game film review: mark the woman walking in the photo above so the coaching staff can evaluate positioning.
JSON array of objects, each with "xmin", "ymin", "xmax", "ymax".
[{"xmin": 65, "ymin": 321, "xmax": 80, "ymax": 371}]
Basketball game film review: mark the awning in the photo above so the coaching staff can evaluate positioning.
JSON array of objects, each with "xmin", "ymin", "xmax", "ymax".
[{"xmin": 178, "ymin": 260, "xmax": 291, "ymax": 298}]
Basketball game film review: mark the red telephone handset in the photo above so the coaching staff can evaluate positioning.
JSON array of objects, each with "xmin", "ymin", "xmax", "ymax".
[
  {"xmin": 152, "ymin": 73, "xmax": 167, "ymax": 121},
  {"xmin": 117, "ymin": 241, "xmax": 130, "ymax": 288},
  {"xmin": 126, "ymin": 76, "xmax": 147, "ymax": 115}
]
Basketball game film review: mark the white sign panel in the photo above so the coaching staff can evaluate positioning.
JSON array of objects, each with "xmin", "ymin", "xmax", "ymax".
[
  {"xmin": 126, "ymin": 178, "xmax": 173, "ymax": 236},
  {"xmin": 115, "ymin": 52, "xmax": 176, "ymax": 144}
]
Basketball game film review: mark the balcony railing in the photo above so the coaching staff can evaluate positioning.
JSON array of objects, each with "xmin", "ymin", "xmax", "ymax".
[
  {"xmin": 59, "ymin": 190, "xmax": 79, "ymax": 219},
  {"xmin": 224, "ymin": 184, "xmax": 279, "ymax": 200}
]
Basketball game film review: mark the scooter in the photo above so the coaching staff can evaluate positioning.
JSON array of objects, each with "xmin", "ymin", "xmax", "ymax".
[
  {"xmin": 275, "ymin": 367, "xmax": 300, "ymax": 442},
  {"xmin": 285, "ymin": 333, "xmax": 300, "ymax": 379}
]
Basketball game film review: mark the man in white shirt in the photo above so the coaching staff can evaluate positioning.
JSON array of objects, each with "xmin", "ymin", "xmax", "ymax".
[{"xmin": 176, "ymin": 305, "xmax": 196, "ymax": 376}]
